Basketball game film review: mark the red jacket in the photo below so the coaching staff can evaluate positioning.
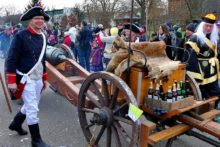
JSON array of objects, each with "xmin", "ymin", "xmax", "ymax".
[{"xmin": 63, "ymin": 35, "xmax": 71, "ymax": 47}]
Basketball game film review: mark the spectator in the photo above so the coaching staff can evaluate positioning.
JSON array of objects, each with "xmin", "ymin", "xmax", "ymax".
[
  {"xmin": 1, "ymin": 28, "xmax": 12, "ymax": 58},
  {"xmin": 177, "ymin": 23, "xmax": 196, "ymax": 61},
  {"xmin": 63, "ymin": 32, "xmax": 71, "ymax": 48},
  {"xmin": 100, "ymin": 27, "xmax": 119, "ymax": 67},
  {"xmin": 157, "ymin": 24, "xmax": 173, "ymax": 60},
  {"xmin": 150, "ymin": 32, "xmax": 158, "ymax": 42},
  {"xmin": 139, "ymin": 25, "xmax": 148, "ymax": 41},
  {"xmin": 47, "ymin": 29, "xmax": 56, "ymax": 46},
  {"xmin": 173, "ymin": 25, "xmax": 183, "ymax": 60},
  {"xmin": 66, "ymin": 23, "xmax": 78, "ymax": 61},
  {"xmin": 76, "ymin": 20, "xmax": 93, "ymax": 71},
  {"xmin": 90, "ymin": 39, "xmax": 103, "ymax": 72}
]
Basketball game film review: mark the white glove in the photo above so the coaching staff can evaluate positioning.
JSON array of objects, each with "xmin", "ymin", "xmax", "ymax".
[{"xmin": 8, "ymin": 83, "xmax": 17, "ymax": 93}]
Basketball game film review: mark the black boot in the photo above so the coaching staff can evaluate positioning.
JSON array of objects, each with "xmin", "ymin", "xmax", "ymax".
[
  {"xmin": 28, "ymin": 124, "xmax": 49, "ymax": 147},
  {"xmin": 9, "ymin": 111, "xmax": 28, "ymax": 135}
]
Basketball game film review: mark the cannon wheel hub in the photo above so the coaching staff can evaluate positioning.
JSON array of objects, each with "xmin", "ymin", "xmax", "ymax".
[{"xmin": 91, "ymin": 107, "xmax": 113, "ymax": 127}]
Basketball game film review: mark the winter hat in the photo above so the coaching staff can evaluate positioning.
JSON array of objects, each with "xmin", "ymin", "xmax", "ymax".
[
  {"xmin": 110, "ymin": 27, "xmax": 118, "ymax": 35},
  {"xmin": 93, "ymin": 27, "xmax": 101, "ymax": 34},
  {"xmin": 186, "ymin": 23, "xmax": 196, "ymax": 32},
  {"xmin": 97, "ymin": 24, "xmax": 104, "ymax": 30},
  {"xmin": 173, "ymin": 25, "xmax": 181, "ymax": 32}
]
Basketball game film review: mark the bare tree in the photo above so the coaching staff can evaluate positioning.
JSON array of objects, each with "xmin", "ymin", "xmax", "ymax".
[
  {"xmin": 60, "ymin": 15, "xmax": 68, "ymax": 31},
  {"xmin": 144, "ymin": 0, "xmax": 153, "ymax": 29},
  {"xmin": 135, "ymin": 0, "xmax": 147, "ymax": 24},
  {"xmin": 83, "ymin": 0, "xmax": 122, "ymax": 27},
  {"xmin": 71, "ymin": 5, "xmax": 86, "ymax": 24}
]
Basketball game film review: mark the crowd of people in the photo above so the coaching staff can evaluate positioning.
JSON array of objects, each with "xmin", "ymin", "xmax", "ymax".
[
  {"xmin": 61, "ymin": 21, "xmax": 148, "ymax": 72},
  {"xmin": 2, "ymin": 15, "xmax": 220, "ymax": 74},
  {"xmin": 3, "ymin": 2, "xmax": 220, "ymax": 146}
]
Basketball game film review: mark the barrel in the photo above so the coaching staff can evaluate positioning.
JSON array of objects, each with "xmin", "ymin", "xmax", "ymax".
[{"xmin": 46, "ymin": 46, "xmax": 67, "ymax": 65}]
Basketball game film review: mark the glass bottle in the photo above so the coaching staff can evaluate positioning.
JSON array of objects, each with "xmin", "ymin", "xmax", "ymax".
[
  {"xmin": 167, "ymin": 86, "xmax": 173, "ymax": 103},
  {"xmin": 180, "ymin": 81, "xmax": 186, "ymax": 98},
  {"xmin": 148, "ymin": 81, "xmax": 154, "ymax": 99},
  {"xmin": 154, "ymin": 83, "xmax": 160, "ymax": 100},
  {"xmin": 177, "ymin": 83, "xmax": 183, "ymax": 101},
  {"xmin": 159, "ymin": 80, "xmax": 164, "ymax": 100},
  {"xmin": 172, "ymin": 83, "xmax": 177, "ymax": 102}
]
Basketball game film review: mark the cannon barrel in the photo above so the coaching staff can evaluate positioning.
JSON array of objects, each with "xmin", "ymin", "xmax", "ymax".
[{"xmin": 46, "ymin": 46, "xmax": 68, "ymax": 65}]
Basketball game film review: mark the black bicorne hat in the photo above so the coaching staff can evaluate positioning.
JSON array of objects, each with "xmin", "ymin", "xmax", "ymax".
[
  {"xmin": 20, "ymin": 6, "xmax": 50, "ymax": 21},
  {"xmin": 202, "ymin": 13, "xmax": 217, "ymax": 24},
  {"xmin": 123, "ymin": 23, "xmax": 141, "ymax": 34}
]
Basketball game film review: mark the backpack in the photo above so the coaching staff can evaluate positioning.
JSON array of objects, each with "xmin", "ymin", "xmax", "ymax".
[{"xmin": 170, "ymin": 31, "xmax": 176, "ymax": 47}]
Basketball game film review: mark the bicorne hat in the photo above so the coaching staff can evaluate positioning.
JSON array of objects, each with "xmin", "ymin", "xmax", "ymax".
[
  {"xmin": 123, "ymin": 23, "xmax": 141, "ymax": 34},
  {"xmin": 20, "ymin": 6, "xmax": 50, "ymax": 21},
  {"xmin": 202, "ymin": 13, "xmax": 217, "ymax": 24}
]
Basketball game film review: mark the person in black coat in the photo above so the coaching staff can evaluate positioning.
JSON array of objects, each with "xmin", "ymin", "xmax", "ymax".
[
  {"xmin": 185, "ymin": 13, "xmax": 220, "ymax": 109},
  {"xmin": 76, "ymin": 20, "xmax": 93, "ymax": 71},
  {"xmin": 157, "ymin": 24, "xmax": 173, "ymax": 60}
]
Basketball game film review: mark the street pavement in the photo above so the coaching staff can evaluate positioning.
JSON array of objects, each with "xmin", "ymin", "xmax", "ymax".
[{"xmin": 0, "ymin": 58, "xmax": 216, "ymax": 147}]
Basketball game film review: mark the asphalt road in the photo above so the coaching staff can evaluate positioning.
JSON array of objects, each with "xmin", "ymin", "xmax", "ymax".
[{"xmin": 0, "ymin": 58, "xmax": 217, "ymax": 147}]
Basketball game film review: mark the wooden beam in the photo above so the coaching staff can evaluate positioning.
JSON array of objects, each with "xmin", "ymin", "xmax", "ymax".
[
  {"xmin": 67, "ymin": 76, "xmax": 85, "ymax": 84},
  {"xmin": 139, "ymin": 116, "xmax": 156, "ymax": 147},
  {"xmin": 179, "ymin": 112, "xmax": 220, "ymax": 139},
  {"xmin": 200, "ymin": 109, "xmax": 220, "ymax": 120},
  {"xmin": 146, "ymin": 109, "xmax": 220, "ymax": 146},
  {"xmin": 148, "ymin": 124, "xmax": 191, "ymax": 145}
]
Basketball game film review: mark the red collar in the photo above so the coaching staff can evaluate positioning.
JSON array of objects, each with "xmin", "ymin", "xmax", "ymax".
[{"xmin": 27, "ymin": 26, "xmax": 41, "ymax": 35}]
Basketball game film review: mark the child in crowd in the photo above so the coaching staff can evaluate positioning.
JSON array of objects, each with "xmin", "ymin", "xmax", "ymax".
[{"xmin": 90, "ymin": 39, "xmax": 103, "ymax": 72}]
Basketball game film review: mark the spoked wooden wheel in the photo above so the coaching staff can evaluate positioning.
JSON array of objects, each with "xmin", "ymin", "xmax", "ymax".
[
  {"xmin": 78, "ymin": 72, "xmax": 139, "ymax": 147},
  {"xmin": 185, "ymin": 73, "xmax": 202, "ymax": 101}
]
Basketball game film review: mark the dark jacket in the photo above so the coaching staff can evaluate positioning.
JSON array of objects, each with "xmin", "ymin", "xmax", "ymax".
[
  {"xmin": 76, "ymin": 26, "xmax": 93, "ymax": 51},
  {"xmin": 185, "ymin": 34, "xmax": 218, "ymax": 85},
  {"xmin": 217, "ymin": 35, "xmax": 220, "ymax": 61},
  {"xmin": 6, "ymin": 28, "xmax": 46, "ymax": 84}
]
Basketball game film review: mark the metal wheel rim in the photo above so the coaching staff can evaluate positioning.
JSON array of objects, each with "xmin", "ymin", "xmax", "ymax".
[{"xmin": 186, "ymin": 73, "xmax": 202, "ymax": 100}]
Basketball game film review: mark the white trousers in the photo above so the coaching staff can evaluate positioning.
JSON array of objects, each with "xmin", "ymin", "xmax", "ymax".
[{"xmin": 20, "ymin": 79, "xmax": 43, "ymax": 125}]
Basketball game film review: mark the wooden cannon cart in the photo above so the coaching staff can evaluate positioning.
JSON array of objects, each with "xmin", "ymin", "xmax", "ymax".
[{"xmin": 46, "ymin": 44, "xmax": 220, "ymax": 147}]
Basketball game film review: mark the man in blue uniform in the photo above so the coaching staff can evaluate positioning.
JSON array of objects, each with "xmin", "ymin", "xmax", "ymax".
[
  {"xmin": 5, "ymin": 5, "xmax": 50, "ymax": 147},
  {"xmin": 185, "ymin": 13, "xmax": 220, "ymax": 108}
]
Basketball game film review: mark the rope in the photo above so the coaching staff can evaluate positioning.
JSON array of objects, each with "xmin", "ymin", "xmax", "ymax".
[
  {"xmin": 88, "ymin": 125, "xmax": 97, "ymax": 147},
  {"xmin": 166, "ymin": 45, "xmax": 192, "ymax": 64}
]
